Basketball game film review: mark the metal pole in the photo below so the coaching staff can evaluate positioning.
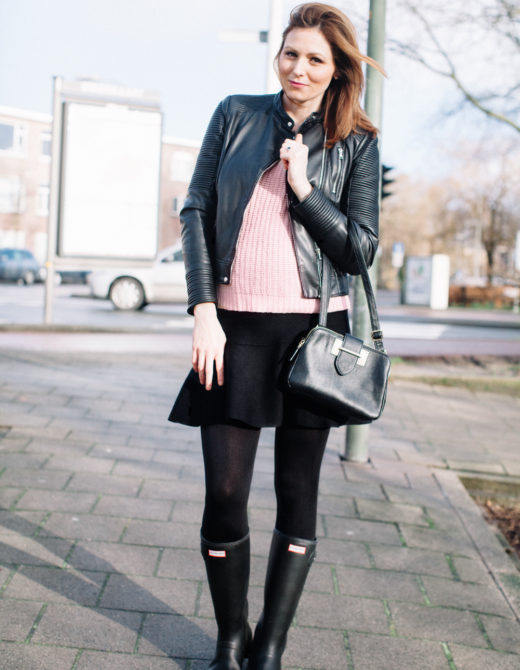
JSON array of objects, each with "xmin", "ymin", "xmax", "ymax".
[
  {"xmin": 43, "ymin": 76, "xmax": 63, "ymax": 325},
  {"xmin": 344, "ymin": 0, "xmax": 386, "ymax": 462},
  {"xmin": 266, "ymin": 0, "xmax": 284, "ymax": 93}
]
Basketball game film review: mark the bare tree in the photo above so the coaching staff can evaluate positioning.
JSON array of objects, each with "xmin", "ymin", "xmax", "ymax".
[{"xmin": 389, "ymin": 0, "xmax": 520, "ymax": 132}]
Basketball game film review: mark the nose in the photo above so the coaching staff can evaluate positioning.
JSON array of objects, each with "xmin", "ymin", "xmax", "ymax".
[{"xmin": 291, "ymin": 57, "xmax": 306, "ymax": 77}]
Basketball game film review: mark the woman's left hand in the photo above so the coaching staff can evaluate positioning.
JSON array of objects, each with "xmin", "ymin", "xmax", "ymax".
[{"xmin": 280, "ymin": 134, "xmax": 313, "ymax": 201}]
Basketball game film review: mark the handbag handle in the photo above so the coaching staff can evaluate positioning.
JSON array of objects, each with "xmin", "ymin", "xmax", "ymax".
[{"xmin": 318, "ymin": 223, "xmax": 385, "ymax": 353}]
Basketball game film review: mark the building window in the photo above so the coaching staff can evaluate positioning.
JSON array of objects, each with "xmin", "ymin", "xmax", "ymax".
[
  {"xmin": 170, "ymin": 151, "xmax": 195, "ymax": 182},
  {"xmin": 41, "ymin": 131, "xmax": 52, "ymax": 158},
  {"xmin": 0, "ymin": 122, "xmax": 26, "ymax": 154},
  {"xmin": 171, "ymin": 195, "xmax": 185, "ymax": 216},
  {"xmin": 37, "ymin": 185, "xmax": 50, "ymax": 216},
  {"xmin": 0, "ymin": 176, "xmax": 26, "ymax": 213}
]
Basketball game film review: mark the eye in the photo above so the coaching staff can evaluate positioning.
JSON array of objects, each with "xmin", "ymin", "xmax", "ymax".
[
  {"xmin": 310, "ymin": 57, "xmax": 323, "ymax": 64},
  {"xmin": 284, "ymin": 50, "xmax": 297, "ymax": 57}
]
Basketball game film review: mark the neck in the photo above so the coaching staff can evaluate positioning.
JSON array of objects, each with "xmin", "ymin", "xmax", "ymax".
[{"xmin": 282, "ymin": 93, "xmax": 321, "ymax": 131}]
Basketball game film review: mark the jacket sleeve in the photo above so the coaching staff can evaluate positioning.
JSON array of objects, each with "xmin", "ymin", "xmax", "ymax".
[
  {"xmin": 291, "ymin": 135, "xmax": 380, "ymax": 275},
  {"xmin": 180, "ymin": 99, "xmax": 227, "ymax": 314}
]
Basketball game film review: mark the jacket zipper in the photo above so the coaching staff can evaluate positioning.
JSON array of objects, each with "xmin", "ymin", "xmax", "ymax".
[
  {"xmin": 332, "ymin": 145, "xmax": 344, "ymax": 196},
  {"xmin": 314, "ymin": 137, "xmax": 327, "ymax": 296}
]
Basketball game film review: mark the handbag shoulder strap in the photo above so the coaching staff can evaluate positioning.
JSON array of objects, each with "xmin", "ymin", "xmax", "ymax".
[{"xmin": 318, "ymin": 224, "xmax": 385, "ymax": 353}]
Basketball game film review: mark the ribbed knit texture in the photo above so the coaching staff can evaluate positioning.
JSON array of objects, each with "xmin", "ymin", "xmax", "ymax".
[{"xmin": 218, "ymin": 162, "xmax": 349, "ymax": 313}]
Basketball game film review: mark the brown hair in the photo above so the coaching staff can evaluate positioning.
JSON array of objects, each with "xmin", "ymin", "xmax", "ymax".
[{"xmin": 276, "ymin": 3, "xmax": 385, "ymax": 147}]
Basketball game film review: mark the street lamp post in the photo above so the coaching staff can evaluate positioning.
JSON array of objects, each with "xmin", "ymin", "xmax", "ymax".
[{"xmin": 343, "ymin": 0, "xmax": 387, "ymax": 462}]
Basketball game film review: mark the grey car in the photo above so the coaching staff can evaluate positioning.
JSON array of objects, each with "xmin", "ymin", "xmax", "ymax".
[{"xmin": 0, "ymin": 248, "xmax": 45, "ymax": 285}]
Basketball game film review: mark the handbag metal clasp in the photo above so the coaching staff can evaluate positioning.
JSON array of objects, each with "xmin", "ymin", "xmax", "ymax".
[{"xmin": 331, "ymin": 338, "xmax": 369, "ymax": 366}]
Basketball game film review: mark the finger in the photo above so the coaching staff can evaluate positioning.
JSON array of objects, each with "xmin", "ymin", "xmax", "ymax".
[
  {"xmin": 205, "ymin": 357, "xmax": 214, "ymax": 391},
  {"xmin": 215, "ymin": 354, "xmax": 225, "ymax": 386},
  {"xmin": 295, "ymin": 133, "xmax": 303, "ymax": 144}
]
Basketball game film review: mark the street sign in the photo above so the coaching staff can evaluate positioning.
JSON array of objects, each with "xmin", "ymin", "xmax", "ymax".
[{"xmin": 391, "ymin": 241, "xmax": 405, "ymax": 268}]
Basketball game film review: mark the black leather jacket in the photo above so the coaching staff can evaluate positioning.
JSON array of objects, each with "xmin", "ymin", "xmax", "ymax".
[{"xmin": 180, "ymin": 92, "xmax": 380, "ymax": 314}]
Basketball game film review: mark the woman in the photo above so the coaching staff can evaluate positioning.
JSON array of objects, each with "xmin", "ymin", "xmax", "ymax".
[{"xmin": 169, "ymin": 3, "xmax": 383, "ymax": 668}]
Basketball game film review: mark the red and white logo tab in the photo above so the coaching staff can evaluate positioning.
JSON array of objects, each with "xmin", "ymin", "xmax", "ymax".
[
  {"xmin": 208, "ymin": 549, "xmax": 227, "ymax": 558},
  {"xmin": 288, "ymin": 544, "xmax": 307, "ymax": 555}
]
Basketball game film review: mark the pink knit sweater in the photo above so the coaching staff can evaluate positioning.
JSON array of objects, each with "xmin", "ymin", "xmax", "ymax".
[{"xmin": 217, "ymin": 162, "xmax": 349, "ymax": 313}]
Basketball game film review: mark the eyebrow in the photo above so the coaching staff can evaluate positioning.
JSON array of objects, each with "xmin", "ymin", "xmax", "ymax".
[{"xmin": 283, "ymin": 45, "xmax": 328, "ymax": 58}]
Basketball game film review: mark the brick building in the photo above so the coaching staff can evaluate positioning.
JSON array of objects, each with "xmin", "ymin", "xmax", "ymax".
[{"xmin": 0, "ymin": 104, "xmax": 200, "ymax": 262}]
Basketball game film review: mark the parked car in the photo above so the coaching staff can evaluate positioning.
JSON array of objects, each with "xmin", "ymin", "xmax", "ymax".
[
  {"xmin": 0, "ymin": 248, "xmax": 45, "ymax": 284},
  {"xmin": 87, "ymin": 244, "xmax": 187, "ymax": 310}
]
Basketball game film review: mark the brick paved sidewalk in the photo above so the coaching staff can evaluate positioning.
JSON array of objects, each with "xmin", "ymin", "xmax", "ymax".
[{"xmin": 0, "ymin": 348, "xmax": 519, "ymax": 669}]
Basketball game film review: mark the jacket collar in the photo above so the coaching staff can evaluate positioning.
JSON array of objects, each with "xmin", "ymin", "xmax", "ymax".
[{"xmin": 273, "ymin": 91, "xmax": 323, "ymax": 133}]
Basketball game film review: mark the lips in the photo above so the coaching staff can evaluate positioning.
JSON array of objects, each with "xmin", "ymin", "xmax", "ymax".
[{"xmin": 289, "ymin": 80, "xmax": 308, "ymax": 87}]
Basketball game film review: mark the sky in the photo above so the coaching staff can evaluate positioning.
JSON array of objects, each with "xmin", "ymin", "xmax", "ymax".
[{"xmin": 0, "ymin": 0, "xmax": 493, "ymax": 178}]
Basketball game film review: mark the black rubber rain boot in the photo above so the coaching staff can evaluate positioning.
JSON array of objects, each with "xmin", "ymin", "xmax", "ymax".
[
  {"xmin": 248, "ymin": 529, "xmax": 317, "ymax": 670},
  {"xmin": 201, "ymin": 533, "xmax": 253, "ymax": 670}
]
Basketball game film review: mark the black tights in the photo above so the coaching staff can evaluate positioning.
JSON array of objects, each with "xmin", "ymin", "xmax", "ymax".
[{"xmin": 201, "ymin": 424, "xmax": 329, "ymax": 543}]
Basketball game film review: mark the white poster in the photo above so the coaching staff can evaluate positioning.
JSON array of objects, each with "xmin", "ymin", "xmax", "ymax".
[
  {"xmin": 59, "ymin": 102, "xmax": 161, "ymax": 259},
  {"xmin": 404, "ymin": 256, "xmax": 432, "ymax": 306}
]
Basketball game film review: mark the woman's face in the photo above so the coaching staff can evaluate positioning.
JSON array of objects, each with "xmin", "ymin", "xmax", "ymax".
[{"xmin": 278, "ymin": 27, "xmax": 336, "ymax": 111}]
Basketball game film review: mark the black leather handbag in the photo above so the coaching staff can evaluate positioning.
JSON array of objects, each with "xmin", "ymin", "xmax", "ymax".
[{"xmin": 285, "ymin": 224, "xmax": 390, "ymax": 425}]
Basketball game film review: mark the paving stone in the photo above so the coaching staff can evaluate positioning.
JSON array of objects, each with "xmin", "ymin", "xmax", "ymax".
[
  {"xmin": 248, "ymin": 506, "xmax": 276, "ymax": 532},
  {"xmin": 3, "ymin": 565, "xmax": 106, "ymax": 605},
  {"xmin": 421, "ymin": 575, "xmax": 513, "ymax": 617},
  {"xmin": 76, "ymin": 651, "xmax": 186, "ymax": 670},
  {"xmin": 313, "ymin": 538, "xmax": 371, "ymax": 567},
  {"xmin": 140, "ymin": 479, "xmax": 204, "ymax": 501},
  {"xmin": 39, "ymin": 512, "xmax": 125, "ymax": 541},
  {"xmin": 317, "ymin": 495, "xmax": 356, "ymax": 518},
  {"xmin": 389, "ymin": 601, "xmax": 488, "ymax": 646},
  {"xmin": 348, "ymin": 632, "xmax": 450, "ymax": 670},
  {"xmin": 0, "ymin": 469, "xmax": 72, "ymax": 490},
  {"xmin": 0, "ymin": 488, "xmax": 24, "ymax": 511},
  {"xmin": 449, "ymin": 643, "xmax": 520, "ymax": 669},
  {"xmin": 0, "ymin": 453, "xmax": 47, "ymax": 469},
  {"xmin": 69, "ymin": 541, "xmax": 159, "ymax": 575},
  {"xmin": 123, "ymin": 520, "xmax": 198, "ymax": 549},
  {"xmin": 277, "ymin": 626, "xmax": 350, "ymax": 669},
  {"xmin": 382, "ymin": 484, "xmax": 449, "ymax": 509},
  {"xmin": 0, "ymin": 536, "xmax": 73, "ymax": 567},
  {"xmin": 32, "ymin": 603, "xmax": 141, "ymax": 651},
  {"xmin": 169, "ymin": 501, "xmax": 204, "ymax": 525},
  {"xmin": 89, "ymin": 444, "xmax": 155, "ymax": 461},
  {"xmin": 112, "ymin": 460, "xmax": 183, "ymax": 478},
  {"xmin": 296, "ymin": 591, "xmax": 389, "ymax": 633},
  {"xmin": 447, "ymin": 460, "xmax": 507, "ymax": 474},
  {"xmin": 24, "ymin": 438, "xmax": 92, "ymax": 456},
  {"xmin": 138, "ymin": 613, "xmax": 215, "ymax": 658},
  {"xmin": 14, "ymin": 489, "xmax": 96, "ymax": 513},
  {"xmin": 345, "ymin": 462, "xmax": 410, "ymax": 488},
  {"xmin": 65, "ymin": 472, "xmax": 142, "ymax": 496},
  {"xmin": 0, "ymin": 642, "xmax": 78, "ymax": 670},
  {"xmin": 335, "ymin": 565, "xmax": 425, "ymax": 602},
  {"xmin": 322, "ymin": 517, "xmax": 402, "ymax": 545},
  {"xmin": 371, "ymin": 545, "xmax": 455, "ymax": 578},
  {"xmin": 99, "ymin": 574, "xmax": 199, "ymax": 615},
  {"xmin": 480, "ymin": 614, "xmax": 520, "ymax": 654},
  {"xmin": 157, "ymin": 548, "xmax": 206, "ymax": 581},
  {"xmin": 452, "ymin": 556, "xmax": 494, "ymax": 584},
  {"xmin": 400, "ymin": 525, "xmax": 476, "ymax": 555},
  {"xmin": 0, "ymin": 599, "xmax": 43, "ymax": 641},
  {"xmin": 355, "ymin": 498, "xmax": 430, "ymax": 526},
  {"xmin": 93, "ymin": 496, "xmax": 172, "ymax": 520},
  {"xmin": 44, "ymin": 455, "xmax": 115, "ymax": 473}
]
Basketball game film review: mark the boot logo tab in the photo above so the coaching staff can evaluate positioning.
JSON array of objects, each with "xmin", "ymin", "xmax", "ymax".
[
  {"xmin": 208, "ymin": 549, "xmax": 227, "ymax": 558},
  {"xmin": 288, "ymin": 544, "xmax": 307, "ymax": 555}
]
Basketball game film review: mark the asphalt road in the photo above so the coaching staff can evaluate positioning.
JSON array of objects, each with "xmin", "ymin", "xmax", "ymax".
[{"xmin": 1, "ymin": 282, "xmax": 519, "ymax": 357}]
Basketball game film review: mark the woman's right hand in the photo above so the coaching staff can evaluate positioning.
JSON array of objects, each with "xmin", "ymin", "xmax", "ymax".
[{"xmin": 192, "ymin": 303, "xmax": 226, "ymax": 391}]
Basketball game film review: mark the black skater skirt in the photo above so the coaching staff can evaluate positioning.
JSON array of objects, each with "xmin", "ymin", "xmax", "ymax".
[{"xmin": 168, "ymin": 309, "xmax": 350, "ymax": 429}]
